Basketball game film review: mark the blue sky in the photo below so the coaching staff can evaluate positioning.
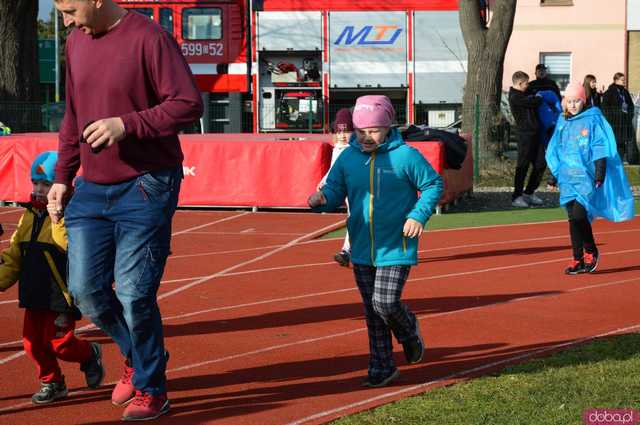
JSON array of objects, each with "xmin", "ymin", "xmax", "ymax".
[{"xmin": 39, "ymin": 0, "xmax": 53, "ymax": 21}]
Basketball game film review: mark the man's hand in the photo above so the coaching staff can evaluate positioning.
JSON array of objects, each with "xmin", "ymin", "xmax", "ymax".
[
  {"xmin": 47, "ymin": 183, "xmax": 69, "ymax": 224},
  {"xmin": 403, "ymin": 218, "xmax": 424, "ymax": 238},
  {"xmin": 308, "ymin": 191, "xmax": 327, "ymax": 208},
  {"xmin": 83, "ymin": 117, "xmax": 126, "ymax": 152}
]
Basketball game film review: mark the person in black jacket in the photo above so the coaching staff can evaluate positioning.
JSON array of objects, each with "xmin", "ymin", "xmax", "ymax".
[
  {"xmin": 583, "ymin": 74, "xmax": 602, "ymax": 109},
  {"xmin": 601, "ymin": 72, "xmax": 637, "ymax": 163},
  {"xmin": 509, "ymin": 71, "xmax": 545, "ymax": 208},
  {"xmin": 527, "ymin": 64, "xmax": 561, "ymax": 99}
]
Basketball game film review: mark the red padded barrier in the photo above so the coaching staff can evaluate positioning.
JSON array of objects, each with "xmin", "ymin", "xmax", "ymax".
[{"xmin": 0, "ymin": 132, "xmax": 471, "ymax": 207}]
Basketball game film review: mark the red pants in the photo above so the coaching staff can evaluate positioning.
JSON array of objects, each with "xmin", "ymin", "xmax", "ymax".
[{"xmin": 22, "ymin": 309, "xmax": 92, "ymax": 383}]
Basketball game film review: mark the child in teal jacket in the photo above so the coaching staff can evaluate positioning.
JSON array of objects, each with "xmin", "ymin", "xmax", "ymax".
[{"xmin": 308, "ymin": 95, "xmax": 443, "ymax": 387}]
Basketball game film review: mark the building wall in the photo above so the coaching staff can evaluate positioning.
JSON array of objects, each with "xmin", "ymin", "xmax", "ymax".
[{"xmin": 501, "ymin": 0, "xmax": 626, "ymax": 92}]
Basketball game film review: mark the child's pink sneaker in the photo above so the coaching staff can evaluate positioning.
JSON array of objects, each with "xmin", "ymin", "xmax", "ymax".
[
  {"xmin": 122, "ymin": 391, "xmax": 169, "ymax": 421},
  {"xmin": 112, "ymin": 362, "xmax": 135, "ymax": 406}
]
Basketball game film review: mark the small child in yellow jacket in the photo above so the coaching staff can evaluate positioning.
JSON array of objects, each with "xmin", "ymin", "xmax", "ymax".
[{"xmin": 0, "ymin": 151, "xmax": 104, "ymax": 404}]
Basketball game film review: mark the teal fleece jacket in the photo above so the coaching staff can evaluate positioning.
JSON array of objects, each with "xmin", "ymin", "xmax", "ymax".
[{"xmin": 315, "ymin": 128, "xmax": 443, "ymax": 266}]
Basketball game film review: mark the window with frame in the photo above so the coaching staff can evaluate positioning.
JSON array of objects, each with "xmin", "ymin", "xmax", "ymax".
[
  {"xmin": 160, "ymin": 8, "xmax": 173, "ymax": 35},
  {"xmin": 540, "ymin": 0, "xmax": 574, "ymax": 6},
  {"xmin": 540, "ymin": 52, "xmax": 571, "ymax": 91},
  {"xmin": 182, "ymin": 8, "xmax": 222, "ymax": 40}
]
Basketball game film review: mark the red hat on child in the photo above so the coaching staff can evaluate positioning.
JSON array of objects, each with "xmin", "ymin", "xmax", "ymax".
[{"xmin": 331, "ymin": 108, "xmax": 354, "ymax": 132}]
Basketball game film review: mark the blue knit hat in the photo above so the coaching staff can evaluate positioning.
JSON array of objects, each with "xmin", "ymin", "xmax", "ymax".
[{"xmin": 31, "ymin": 151, "xmax": 58, "ymax": 182}]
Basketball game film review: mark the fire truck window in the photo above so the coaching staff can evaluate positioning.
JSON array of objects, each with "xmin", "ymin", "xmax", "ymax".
[
  {"xmin": 129, "ymin": 8, "xmax": 153, "ymax": 20},
  {"xmin": 182, "ymin": 8, "xmax": 222, "ymax": 40},
  {"xmin": 160, "ymin": 8, "xmax": 173, "ymax": 35}
]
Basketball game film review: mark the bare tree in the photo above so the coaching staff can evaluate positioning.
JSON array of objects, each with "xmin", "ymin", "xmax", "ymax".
[
  {"xmin": 0, "ymin": 0, "xmax": 39, "ymax": 102},
  {"xmin": 460, "ymin": 0, "xmax": 517, "ymax": 168}
]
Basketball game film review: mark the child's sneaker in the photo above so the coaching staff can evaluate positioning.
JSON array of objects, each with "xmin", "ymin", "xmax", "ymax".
[
  {"xmin": 32, "ymin": 379, "xmax": 68, "ymax": 404},
  {"xmin": 402, "ymin": 325, "xmax": 425, "ymax": 364},
  {"xmin": 80, "ymin": 342, "xmax": 104, "ymax": 389},
  {"xmin": 565, "ymin": 259, "xmax": 586, "ymax": 275},
  {"xmin": 584, "ymin": 250, "xmax": 599, "ymax": 273},
  {"xmin": 122, "ymin": 391, "xmax": 170, "ymax": 421},
  {"xmin": 334, "ymin": 250, "xmax": 351, "ymax": 267},
  {"xmin": 112, "ymin": 362, "xmax": 136, "ymax": 406},
  {"xmin": 362, "ymin": 369, "xmax": 400, "ymax": 388}
]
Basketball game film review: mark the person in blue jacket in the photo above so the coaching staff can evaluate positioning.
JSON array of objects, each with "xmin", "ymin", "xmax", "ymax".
[
  {"xmin": 546, "ymin": 82, "xmax": 635, "ymax": 275},
  {"xmin": 308, "ymin": 95, "xmax": 443, "ymax": 387},
  {"xmin": 536, "ymin": 89, "xmax": 562, "ymax": 148}
]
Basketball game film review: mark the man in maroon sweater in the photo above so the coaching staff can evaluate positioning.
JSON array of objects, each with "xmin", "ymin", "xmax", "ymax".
[{"xmin": 48, "ymin": 0, "xmax": 203, "ymax": 420}]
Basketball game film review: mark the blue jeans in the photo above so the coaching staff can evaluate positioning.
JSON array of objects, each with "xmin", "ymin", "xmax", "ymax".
[{"xmin": 65, "ymin": 167, "xmax": 182, "ymax": 395}]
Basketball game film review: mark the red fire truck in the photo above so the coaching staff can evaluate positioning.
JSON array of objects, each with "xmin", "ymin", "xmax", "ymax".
[
  {"xmin": 117, "ymin": 0, "xmax": 251, "ymax": 132},
  {"xmin": 117, "ymin": 0, "xmax": 466, "ymax": 133}
]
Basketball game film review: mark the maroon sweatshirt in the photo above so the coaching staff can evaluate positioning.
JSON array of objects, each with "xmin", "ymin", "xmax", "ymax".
[{"xmin": 55, "ymin": 11, "xmax": 203, "ymax": 185}]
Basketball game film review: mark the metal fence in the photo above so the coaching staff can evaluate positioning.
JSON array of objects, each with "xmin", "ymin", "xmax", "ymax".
[{"xmin": 3, "ymin": 100, "xmax": 638, "ymax": 174}]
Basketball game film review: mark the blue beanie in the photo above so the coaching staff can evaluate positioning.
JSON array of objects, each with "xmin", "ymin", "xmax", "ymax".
[{"xmin": 31, "ymin": 151, "xmax": 58, "ymax": 182}]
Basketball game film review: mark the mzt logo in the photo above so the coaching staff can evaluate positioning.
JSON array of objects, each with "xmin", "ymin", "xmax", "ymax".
[
  {"xmin": 583, "ymin": 409, "xmax": 639, "ymax": 425},
  {"xmin": 334, "ymin": 25, "xmax": 402, "ymax": 46}
]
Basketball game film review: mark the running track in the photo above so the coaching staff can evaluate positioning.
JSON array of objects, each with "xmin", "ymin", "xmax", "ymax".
[{"xmin": 0, "ymin": 206, "xmax": 639, "ymax": 424}]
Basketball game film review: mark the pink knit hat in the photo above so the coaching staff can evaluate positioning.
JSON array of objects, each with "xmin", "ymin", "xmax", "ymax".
[
  {"xmin": 352, "ymin": 95, "xmax": 395, "ymax": 129},
  {"xmin": 564, "ymin": 81, "xmax": 586, "ymax": 102}
]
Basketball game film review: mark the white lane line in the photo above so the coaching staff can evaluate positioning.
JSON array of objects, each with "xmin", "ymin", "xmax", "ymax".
[
  {"xmin": 287, "ymin": 323, "xmax": 640, "ymax": 424},
  {"xmin": 171, "ymin": 212, "xmax": 250, "ymax": 236},
  {"xmin": 1, "ymin": 246, "xmax": 638, "ymax": 351},
  {"xmin": 168, "ymin": 244, "xmax": 285, "ymax": 260},
  {"xmin": 161, "ymin": 287, "xmax": 356, "ymax": 322},
  {"xmin": 0, "ymin": 219, "xmax": 346, "ymax": 362},
  {"xmin": 157, "ymin": 220, "xmax": 346, "ymax": 300},
  {"xmin": 1, "ymin": 277, "xmax": 639, "ymax": 413},
  {"xmin": 409, "ymin": 247, "xmax": 640, "ymax": 283},
  {"xmin": 0, "ymin": 300, "xmax": 18, "ymax": 305},
  {"xmin": 0, "ymin": 209, "xmax": 21, "ymax": 215},
  {"xmin": 185, "ymin": 231, "xmax": 307, "ymax": 236}
]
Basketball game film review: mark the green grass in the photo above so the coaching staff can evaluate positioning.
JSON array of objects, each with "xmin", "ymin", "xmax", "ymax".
[
  {"xmin": 333, "ymin": 333, "xmax": 640, "ymax": 425},
  {"xmin": 322, "ymin": 206, "xmax": 571, "ymax": 239}
]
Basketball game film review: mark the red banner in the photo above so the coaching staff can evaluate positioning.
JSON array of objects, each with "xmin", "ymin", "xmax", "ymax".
[{"xmin": 0, "ymin": 133, "xmax": 471, "ymax": 207}]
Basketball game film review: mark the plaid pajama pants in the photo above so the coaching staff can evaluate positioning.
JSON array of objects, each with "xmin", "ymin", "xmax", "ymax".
[{"xmin": 353, "ymin": 264, "xmax": 418, "ymax": 379}]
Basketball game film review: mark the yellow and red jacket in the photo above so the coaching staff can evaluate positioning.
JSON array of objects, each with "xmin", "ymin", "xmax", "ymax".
[{"xmin": 0, "ymin": 206, "xmax": 76, "ymax": 315}]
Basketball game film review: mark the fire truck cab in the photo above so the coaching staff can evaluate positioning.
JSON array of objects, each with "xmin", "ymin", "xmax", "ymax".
[{"xmin": 117, "ymin": 0, "xmax": 250, "ymax": 132}]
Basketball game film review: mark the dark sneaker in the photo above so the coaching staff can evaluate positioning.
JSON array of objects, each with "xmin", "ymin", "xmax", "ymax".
[
  {"xmin": 32, "ymin": 380, "xmax": 68, "ymax": 404},
  {"xmin": 80, "ymin": 342, "xmax": 104, "ymax": 389},
  {"xmin": 402, "ymin": 325, "xmax": 425, "ymax": 364},
  {"xmin": 584, "ymin": 251, "xmax": 599, "ymax": 273},
  {"xmin": 362, "ymin": 369, "xmax": 400, "ymax": 388},
  {"xmin": 122, "ymin": 391, "xmax": 170, "ymax": 421},
  {"xmin": 565, "ymin": 259, "xmax": 586, "ymax": 275},
  {"xmin": 334, "ymin": 250, "xmax": 351, "ymax": 267}
]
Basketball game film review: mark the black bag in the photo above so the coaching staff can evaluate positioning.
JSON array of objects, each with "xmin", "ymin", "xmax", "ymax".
[{"xmin": 401, "ymin": 125, "xmax": 468, "ymax": 169}]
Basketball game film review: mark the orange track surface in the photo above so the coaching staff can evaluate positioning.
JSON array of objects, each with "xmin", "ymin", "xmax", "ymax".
[{"xmin": 1, "ymin": 206, "xmax": 639, "ymax": 424}]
